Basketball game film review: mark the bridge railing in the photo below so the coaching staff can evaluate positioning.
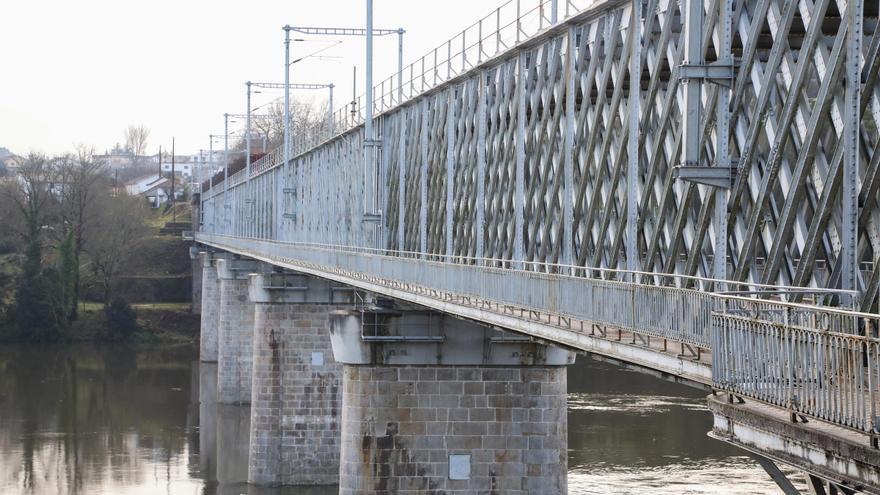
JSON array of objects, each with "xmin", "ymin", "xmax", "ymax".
[
  {"xmin": 712, "ymin": 298, "xmax": 880, "ymax": 435},
  {"xmin": 197, "ymin": 234, "xmax": 852, "ymax": 349},
  {"xmin": 372, "ymin": 0, "xmax": 602, "ymax": 113}
]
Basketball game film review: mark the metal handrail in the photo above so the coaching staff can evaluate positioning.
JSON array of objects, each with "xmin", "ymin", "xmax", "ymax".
[{"xmin": 200, "ymin": 236, "xmax": 859, "ymax": 300}]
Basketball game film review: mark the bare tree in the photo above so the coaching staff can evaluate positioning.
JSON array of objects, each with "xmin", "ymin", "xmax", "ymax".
[
  {"xmin": 124, "ymin": 125, "xmax": 150, "ymax": 165},
  {"xmin": 2, "ymin": 153, "xmax": 64, "ymax": 335},
  {"xmin": 88, "ymin": 192, "xmax": 149, "ymax": 306},
  {"xmin": 2, "ymin": 153, "xmax": 57, "ymax": 248},
  {"xmin": 56, "ymin": 145, "xmax": 108, "ymax": 318},
  {"xmin": 243, "ymin": 98, "xmax": 328, "ymax": 153}
]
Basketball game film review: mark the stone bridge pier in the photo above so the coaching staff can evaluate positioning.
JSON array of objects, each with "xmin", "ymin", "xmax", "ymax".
[
  {"xmin": 247, "ymin": 272, "xmax": 355, "ymax": 487},
  {"xmin": 198, "ymin": 252, "xmax": 227, "ymax": 363},
  {"xmin": 215, "ymin": 258, "xmax": 261, "ymax": 404},
  {"xmin": 329, "ymin": 309, "xmax": 576, "ymax": 494}
]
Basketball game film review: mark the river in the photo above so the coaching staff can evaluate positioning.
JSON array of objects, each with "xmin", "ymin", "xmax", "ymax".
[{"xmin": 0, "ymin": 344, "xmax": 795, "ymax": 494}]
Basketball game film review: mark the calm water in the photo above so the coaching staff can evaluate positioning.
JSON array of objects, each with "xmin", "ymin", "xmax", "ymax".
[{"xmin": 0, "ymin": 344, "xmax": 792, "ymax": 494}]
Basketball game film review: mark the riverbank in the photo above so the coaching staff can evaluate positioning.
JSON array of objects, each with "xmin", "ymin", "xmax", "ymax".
[
  {"xmin": 72, "ymin": 302, "xmax": 199, "ymax": 344},
  {"xmin": 0, "ymin": 302, "xmax": 199, "ymax": 344}
]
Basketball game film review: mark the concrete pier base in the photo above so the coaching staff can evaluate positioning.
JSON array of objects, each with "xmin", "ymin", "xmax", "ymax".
[
  {"xmin": 247, "ymin": 273, "xmax": 352, "ymax": 486},
  {"xmin": 330, "ymin": 309, "xmax": 575, "ymax": 495},
  {"xmin": 216, "ymin": 258, "xmax": 260, "ymax": 404},
  {"xmin": 199, "ymin": 254, "xmax": 221, "ymax": 362},
  {"xmin": 198, "ymin": 362, "xmax": 218, "ymax": 482}
]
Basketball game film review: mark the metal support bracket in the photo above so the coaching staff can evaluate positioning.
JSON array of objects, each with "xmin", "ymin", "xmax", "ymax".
[
  {"xmin": 672, "ymin": 165, "xmax": 736, "ymax": 189},
  {"xmin": 676, "ymin": 61, "xmax": 736, "ymax": 87},
  {"xmin": 363, "ymin": 212, "xmax": 383, "ymax": 223}
]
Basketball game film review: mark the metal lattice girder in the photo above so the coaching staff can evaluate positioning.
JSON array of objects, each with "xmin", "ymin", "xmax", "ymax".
[{"xmin": 203, "ymin": 0, "xmax": 880, "ymax": 308}]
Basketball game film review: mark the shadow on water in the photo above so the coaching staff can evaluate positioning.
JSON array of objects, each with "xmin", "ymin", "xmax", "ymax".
[
  {"xmin": 0, "ymin": 343, "xmax": 793, "ymax": 494},
  {"xmin": 566, "ymin": 354, "xmax": 802, "ymax": 494}
]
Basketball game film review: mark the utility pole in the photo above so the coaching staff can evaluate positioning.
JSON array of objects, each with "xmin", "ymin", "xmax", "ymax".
[
  {"xmin": 208, "ymin": 137, "xmax": 214, "ymax": 191},
  {"xmin": 284, "ymin": 26, "xmax": 292, "ymax": 240},
  {"xmin": 365, "ymin": 0, "xmax": 376, "ymax": 219},
  {"xmin": 224, "ymin": 113, "xmax": 230, "ymax": 233},
  {"xmin": 246, "ymin": 81, "xmax": 252, "ymax": 177}
]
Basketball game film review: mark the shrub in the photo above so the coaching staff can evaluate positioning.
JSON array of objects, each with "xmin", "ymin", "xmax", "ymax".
[{"xmin": 104, "ymin": 296, "xmax": 138, "ymax": 340}]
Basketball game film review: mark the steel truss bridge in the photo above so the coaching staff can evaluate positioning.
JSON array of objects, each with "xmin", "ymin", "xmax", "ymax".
[{"xmin": 198, "ymin": 0, "xmax": 880, "ymax": 491}]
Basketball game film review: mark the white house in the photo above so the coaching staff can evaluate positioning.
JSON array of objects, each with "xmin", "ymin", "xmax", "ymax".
[{"xmin": 126, "ymin": 175, "xmax": 175, "ymax": 207}]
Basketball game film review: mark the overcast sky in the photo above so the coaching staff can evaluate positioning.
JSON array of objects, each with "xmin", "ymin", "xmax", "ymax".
[{"xmin": 1, "ymin": 0, "xmax": 494, "ymax": 156}]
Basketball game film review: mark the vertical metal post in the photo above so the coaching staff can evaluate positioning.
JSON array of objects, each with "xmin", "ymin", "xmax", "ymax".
[
  {"xmin": 420, "ymin": 99, "xmax": 429, "ymax": 257},
  {"xmin": 551, "ymin": 0, "xmax": 559, "ymax": 24},
  {"xmin": 842, "ymin": 0, "xmax": 863, "ymax": 304},
  {"xmin": 398, "ymin": 29, "xmax": 405, "ymax": 104},
  {"xmin": 516, "ymin": 0, "xmax": 522, "ymax": 43},
  {"xmin": 563, "ymin": 26, "xmax": 576, "ymax": 268},
  {"xmin": 224, "ymin": 113, "xmax": 230, "ymax": 234},
  {"xmin": 284, "ymin": 26, "xmax": 291, "ymax": 240},
  {"xmin": 398, "ymin": 110, "xmax": 407, "ymax": 252},
  {"xmin": 445, "ymin": 88, "xmax": 455, "ymax": 260},
  {"xmin": 476, "ymin": 71, "xmax": 487, "ymax": 260},
  {"xmin": 380, "ymin": 118, "xmax": 390, "ymax": 249},
  {"xmin": 681, "ymin": 0, "xmax": 703, "ymax": 167},
  {"xmin": 627, "ymin": 0, "xmax": 641, "ymax": 275},
  {"xmin": 447, "ymin": 40, "xmax": 452, "ymax": 79},
  {"xmin": 365, "ymin": 0, "xmax": 376, "ymax": 222},
  {"xmin": 496, "ymin": 8, "xmax": 502, "ymax": 53},
  {"xmin": 328, "ymin": 83, "xmax": 335, "ymax": 136},
  {"xmin": 208, "ymin": 138, "xmax": 214, "ymax": 190},
  {"xmin": 714, "ymin": 0, "xmax": 732, "ymax": 287},
  {"xmin": 478, "ymin": 20, "xmax": 484, "ymax": 63},
  {"xmin": 515, "ymin": 51, "xmax": 526, "ymax": 267},
  {"xmin": 246, "ymin": 81, "xmax": 252, "ymax": 175},
  {"xmin": 245, "ymin": 81, "xmax": 252, "ymax": 239}
]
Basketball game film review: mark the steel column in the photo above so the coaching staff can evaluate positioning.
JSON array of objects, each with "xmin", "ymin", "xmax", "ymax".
[
  {"xmin": 843, "ymin": 0, "xmax": 863, "ymax": 304},
  {"xmin": 446, "ymin": 88, "xmax": 455, "ymax": 259},
  {"xmin": 398, "ymin": 109, "xmax": 407, "ymax": 252},
  {"xmin": 681, "ymin": 0, "xmax": 703, "ymax": 167},
  {"xmin": 420, "ymin": 99, "xmax": 429, "ymax": 257},
  {"xmin": 563, "ymin": 26, "xmax": 576, "ymax": 268},
  {"xmin": 626, "ymin": 0, "xmax": 641, "ymax": 275},
  {"xmin": 515, "ymin": 50, "xmax": 526, "ymax": 266},
  {"xmin": 714, "ymin": 0, "xmax": 732, "ymax": 286},
  {"xmin": 476, "ymin": 70, "xmax": 487, "ymax": 259}
]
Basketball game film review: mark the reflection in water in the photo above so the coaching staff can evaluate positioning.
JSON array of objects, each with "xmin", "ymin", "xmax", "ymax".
[
  {"xmin": 0, "ymin": 344, "xmax": 336, "ymax": 495},
  {"xmin": 0, "ymin": 344, "xmax": 790, "ymax": 494}
]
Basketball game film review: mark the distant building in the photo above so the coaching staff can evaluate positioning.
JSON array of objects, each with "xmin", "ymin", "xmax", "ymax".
[
  {"xmin": 161, "ymin": 150, "xmax": 223, "ymax": 184},
  {"xmin": 125, "ymin": 175, "xmax": 178, "ymax": 208},
  {"xmin": 1, "ymin": 155, "xmax": 22, "ymax": 173}
]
